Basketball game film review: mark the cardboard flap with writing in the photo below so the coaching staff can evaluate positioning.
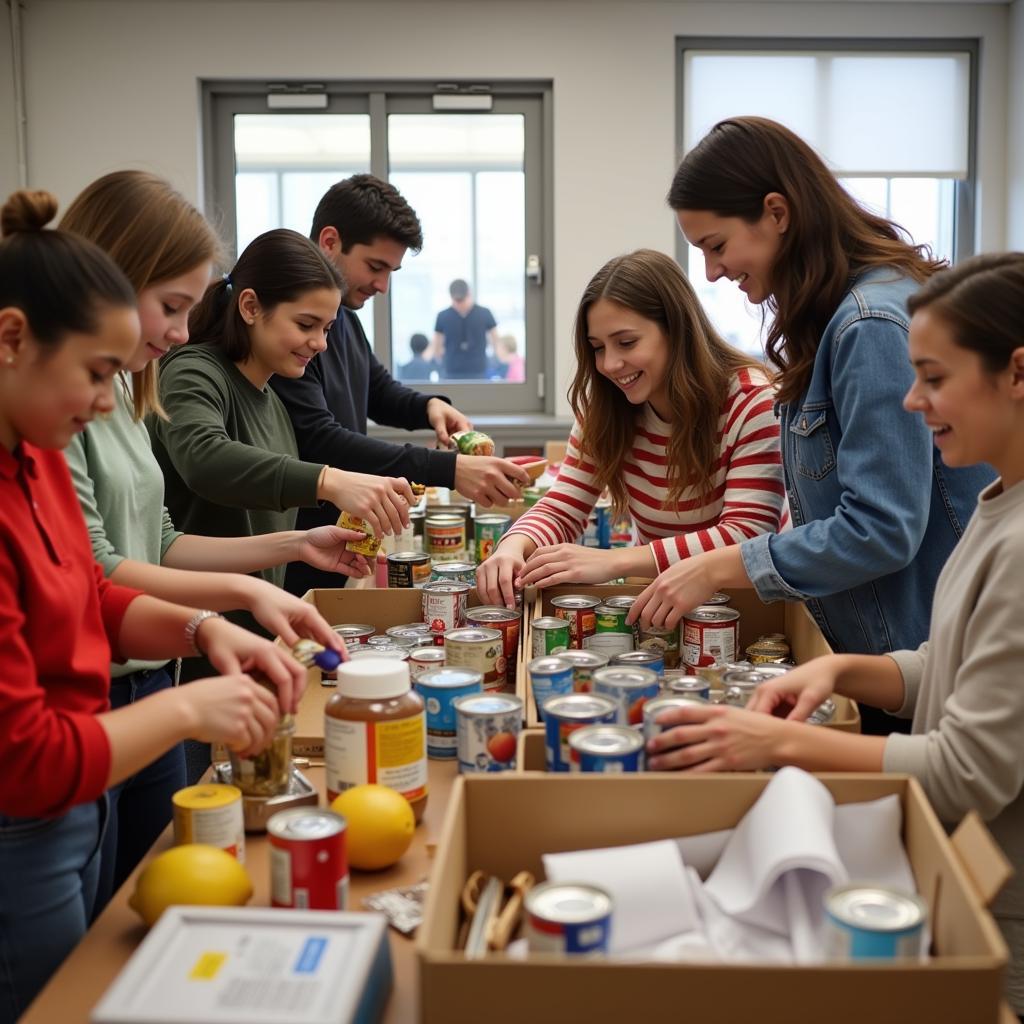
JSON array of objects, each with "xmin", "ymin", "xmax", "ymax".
[{"xmin": 951, "ymin": 811, "xmax": 1014, "ymax": 908}]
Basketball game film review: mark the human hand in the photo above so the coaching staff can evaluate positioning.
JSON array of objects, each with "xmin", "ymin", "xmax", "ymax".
[
  {"xmin": 243, "ymin": 578, "xmax": 349, "ymax": 659},
  {"xmin": 323, "ymin": 468, "xmax": 416, "ymax": 537},
  {"xmin": 644, "ymin": 701, "xmax": 788, "ymax": 772},
  {"xmin": 295, "ymin": 525, "xmax": 371, "ymax": 579},
  {"xmin": 426, "ymin": 398, "xmax": 471, "ymax": 448},
  {"xmin": 518, "ymin": 543, "xmax": 622, "ymax": 589},
  {"xmin": 177, "ymin": 673, "xmax": 280, "ymax": 757},
  {"xmin": 195, "ymin": 616, "xmax": 307, "ymax": 714},
  {"xmin": 453, "ymin": 454, "xmax": 531, "ymax": 507},
  {"xmin": 627, "ymin": 554, "xmax": 718, "ymax": 631},
  {"xmin": 745, "ymin": 660, "xmax": 838, "ymax": 722},
  {"xmin": 475, "ymin": 537, "xmax": 530, "ymax": 608}
]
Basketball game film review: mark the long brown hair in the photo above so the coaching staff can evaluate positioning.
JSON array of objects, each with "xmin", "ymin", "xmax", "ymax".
[
  {"xmin": 60, "ymin": 171, "xmax": 221, "ymax": 420},
  {"xmin": 569, "ymin": 249, "xmax": 761, "ymax": 514},
  {"xmin": 667, "ymin": 117, "xmax": 945, "ymax": 404}
]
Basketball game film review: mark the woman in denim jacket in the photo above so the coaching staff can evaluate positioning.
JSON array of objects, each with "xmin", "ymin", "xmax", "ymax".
[{"xmin": 629, "ymin": 117, "xmax": 993, "ymax": 734}]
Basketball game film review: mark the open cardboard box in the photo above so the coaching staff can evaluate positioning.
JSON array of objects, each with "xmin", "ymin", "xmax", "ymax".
[
  {"xmin": 520, "ymin": 584, "xmax": 860, "ymax": 731},
  {"xmin": 418, "ymin": 773, "xmax": 1012, "ymax": 1023},
  {"xmin": 287, "ymin": 588, "xmax": 527, "ymax": 758}
]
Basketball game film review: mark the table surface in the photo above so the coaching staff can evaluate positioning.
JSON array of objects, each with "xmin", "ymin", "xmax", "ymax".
[{"xmin": 21, "ymin": 760, "xmax": 458, "ymax": 1024}]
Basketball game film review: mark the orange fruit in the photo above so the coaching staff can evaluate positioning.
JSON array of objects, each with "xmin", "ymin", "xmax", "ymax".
[{"xmin": 330, "ymin": 784, "xmax": 415, "ymax": 871}]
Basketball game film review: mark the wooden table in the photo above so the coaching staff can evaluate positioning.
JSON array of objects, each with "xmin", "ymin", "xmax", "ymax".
[{"xmin": 21, "ymin": 761, "xmax": 458, "ymax": 1023}]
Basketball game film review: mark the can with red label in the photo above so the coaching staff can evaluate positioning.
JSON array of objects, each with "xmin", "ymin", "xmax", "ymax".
[
  {"xmin": 551, "ymin": 595, "xmax": 599, "ymax": 649},
  {"xmin": 268, "ymin": 808, "xmax": 348, "ymax": 911},
  {"xmin": 466, "ymin": 605, "xmax": 521, "ymax": 691},
  {"xmin": 426, "ymin": 514, "xmax": 467, "ymax": 563},
  {"xmin": 682, "ymin": 605, "xmax": 741, "ymax": 669},
  {"xmin": 422, "ymin": 580, "xmax": 471, "ymax": 637}
]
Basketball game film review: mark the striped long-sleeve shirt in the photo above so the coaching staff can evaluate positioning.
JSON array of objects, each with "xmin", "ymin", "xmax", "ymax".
[{"xmin": 505, "ymin": 368, "xmax": 785, "ymax": 572}]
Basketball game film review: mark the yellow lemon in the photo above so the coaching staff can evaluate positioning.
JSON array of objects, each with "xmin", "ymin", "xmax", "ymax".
[
  {"xmin": 129, "ymin": 844, "xmax": 253, "ymax": 927},
  {"xmin": 330, "ymin": 784, "xmax": 415, "ymax": 871}
]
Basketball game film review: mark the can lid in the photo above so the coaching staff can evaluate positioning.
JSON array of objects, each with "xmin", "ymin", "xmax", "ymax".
[{"xmin": 336, "ymin": 658, "xmax": 411, "ymax": 698}]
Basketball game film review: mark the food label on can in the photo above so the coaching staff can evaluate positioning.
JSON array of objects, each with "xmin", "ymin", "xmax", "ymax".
[
  {"xmin": 172, "ymin": 790, "xmax": 245, "ymax": 863},
  {"xmin": 324, "ymin": 714, "xmax": 427, "ymax": 802},
  {"xmin": 553, "ymin": 608, "xmax": 596, "ymax": 649},
  {"xmin": 426, "ymin": 522, "xmax": 467, "ymax": 563},
  {"xmin": 583, "ymin": 632, "xmax": 634, "ymax": 657},
  {"xmin": 446, "ymin": 638, "xmax": 504, "ymax": 690},
  {"xmin": 682, "ymin": 622, "xmax": 737, "ymax": 668}
]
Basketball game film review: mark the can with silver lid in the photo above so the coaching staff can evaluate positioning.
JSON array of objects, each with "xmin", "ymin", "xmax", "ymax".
[
  {"xmin": 551, "ymin": 594, "xmax": 600, "ymax": 650},
  {"xmin": 430, "ymin": 561, "xmax": 477, "ymax": 586},
  {"xmin": 529, "ymin": 656, "xmax": 574, "ymax": 718},
  {"xmin": 591, "ymin": 665, "xmax": 661, "ymax": 726},
  {"xmin": 554, "ymin": 648, "xmax": 609, "ymax": 693},
  {"xmin": 542, "ymin": 693, "xmax": 618, "ymax": 772},
  {"xmin": 524, "ymin": 881, "xmax": 612, "ymax": 955},
  {"xmin": 453, "ymin": 692, "xmax": 523, "ymax": 773},
  {"xmin": 682, "ymin": 605, "xmax": 741, "ymax": 668},
  {"xmin": 719, "ymin": 667, "xmax": 775, "ymax": 707},
  {"xmin": 268, "ymin": 808, "xmax": 348, "ymax": 911},
  {"xmin": 824, "ymin": 884, "xmax": 927, "ymax": 960},
  {"xmin": 602, "ymin": 595, "xmax": 637, "ymax": 611},
  {"xmin": 474, "ymin": 513, "xmax": 511, "ymax": 563},
  {"xmin": 532, "ymin": 616, "xmax": 570, "ymax": 657},
  {"xmin": 638, "ymin": 625, "xmax": 681, "ymax": 670},
  {"xmin": 807, "ymin": 698, "xmax": 837, "ymax": 725},
  {"xmin": 661, "ymin": 673, "xmax": 711, "ymax": 701},
  {"xmin": 425, "ymin": 514, "xmax": 467, "ymax": 563},
  {"xmin": 466, "ymin": 605, "xmax": 521, "ymax": 691},
  {"xmin": 408, "ymin": 645, "xmax": 446, "ymax": 681},
  {"xmin": 610, "ymin": 648, "xmax": 664, "ymax": 678},
  {"xmin": 568, "ymin": 724, "xmax": 644, "ymax": 772},
  {"xmin": 585, "ymin": 603, "xmax": 635, "ymax": 657},
  {"xmin": 415, "ymin": 666, "xmax": 483, "ymax": 759},
  {"xmin": 642, "ymin": 694, "xmax": 707, "ymax": 745},
  {"xmin": 444, "ymin": 626, "xmax": 504, "ymax": 691},
  {"xmin": 346, "ymin": 646, "xmax": 409, "ymax": 662},
  {"xmin": 704, "ymin": 591, "xmax": 732, "ymax": 605},
  {"xmin": 422, "ymin": 580, "xmax": 471, "ymax": 636},
  {"xmin": 386, "ymin": 550, "xmax": 432, "ymax": 589}
]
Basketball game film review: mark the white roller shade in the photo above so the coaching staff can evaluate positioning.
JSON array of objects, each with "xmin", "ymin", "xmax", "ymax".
[{"xmin": 684, "ymin": 50, "xmax": 970, "ymax": 178}]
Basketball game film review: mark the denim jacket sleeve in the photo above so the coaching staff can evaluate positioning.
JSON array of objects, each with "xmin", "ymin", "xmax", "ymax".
[{"xmin": 741, "ymin": 314, "xmax": 934, "ymax": 602}]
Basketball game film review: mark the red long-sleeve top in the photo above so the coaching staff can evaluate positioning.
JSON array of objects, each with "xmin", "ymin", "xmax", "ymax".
[{"xmin": 0, "ymin": 441, "xmax": 141, "ymax": 818}]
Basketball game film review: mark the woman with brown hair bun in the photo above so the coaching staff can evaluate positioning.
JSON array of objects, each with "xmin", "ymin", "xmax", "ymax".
[
  {"xmin": 630, "ymin": 117, "xmax": 994, "ymax": 735},
  {"xmin": 476, "ymin": 248, "xmax": 785, "ymax": 607}
]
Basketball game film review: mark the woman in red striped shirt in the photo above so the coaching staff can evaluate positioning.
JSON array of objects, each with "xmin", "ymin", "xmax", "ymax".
[{"xmin": 476, "ymin": 249, "xmax": 785, "ymax": 607}]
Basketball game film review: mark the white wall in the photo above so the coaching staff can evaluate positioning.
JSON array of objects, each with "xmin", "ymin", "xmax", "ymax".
[
  {"xmin": 1009, "ymin": 0, "xmax": 1024, "ymax": 246},
  {"xmin": 3, "ymin": 0, "xmax": 1012, "ymax": 414}
]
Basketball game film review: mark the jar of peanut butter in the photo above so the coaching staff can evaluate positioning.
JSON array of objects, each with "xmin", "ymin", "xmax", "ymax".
[{"xmin": 324, "ymin": 658, "xmax": 428, "ymax": 822}]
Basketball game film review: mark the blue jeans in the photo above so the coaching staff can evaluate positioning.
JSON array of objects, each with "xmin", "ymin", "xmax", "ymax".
[
  {"xmin": 93, "ymin": 666, "xmax": 185, "ymax": 917},
  {"xmin": 0, "ymin": 797, "xmax": 107, "ymax": 1022}
]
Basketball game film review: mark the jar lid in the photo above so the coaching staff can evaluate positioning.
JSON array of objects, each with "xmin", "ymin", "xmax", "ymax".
[{"xmin": 336, "ymin": 658, "xmax": 410, "ymax": 699}]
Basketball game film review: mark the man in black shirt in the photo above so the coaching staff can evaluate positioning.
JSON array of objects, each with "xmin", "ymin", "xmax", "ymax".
[
  {"xmin": 433, "ymin": 279, "xmax": 499, "ymax": 380},
  {"xmin": 271, "ymin": 175, "xmax": 530, "ymax": 596}
]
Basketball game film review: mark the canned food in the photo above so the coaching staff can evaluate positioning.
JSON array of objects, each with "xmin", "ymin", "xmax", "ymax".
[
  {"xmin": 453, "ymin": 692, "xmax": 523, "ymax": 773},
  {"xmin": 602, "ymin": 595, "xmax": 637, "ymax": 611},
  {"xmin": 704, "ymin": 591, "xmax": 732, "ymax": 605},
  {"xmin": 542, "ymin": 693, "xmax": 617, "ymax": 772},
  {"xmin": 696, "ymin": 659, "xmax": 753, "ymax": 688},
  {"xmin": 568, "ymin": 724, "xmax": 644, "ymax": 772},
  {"xmin": 422, "ymin": 580, "xmax": 471, "ymax": 636},
  {"xmin": 661, "ymin": 673, "xmax": 711, "ymax": 701},
  {"xmin": 332, "ymin": 623, "xmax": 375, "ymax": 646},
  {"xmin": 682, "ymin": 605, "xmax": 741, "ymax": 669},
  {"xmin": 474, "ymin": 514, "xmax": 511, "ymax": 563},
  {"xmin": 610, "ymin": 648, "xmax": 664, "ymax": 678},
  {"xmin": 430, "ymin": 561, "xmax": 477, "ymax": 586},
  {"xmin": 387, "ymin": 550, "xmax": 432, "ymax": 588},
  {"xmin": 553, "ymin": 648, "xmax": 609, "ymax": 693},
  {"xmin": 385, "ymin": 626, "xmax": 433, "ymax": 647},
  {"xmin": 584, "ymin": 604, "xmax": 635, "ymax": 657},
  {"xmin": 532, "ymin": 616, "xmax": 570, "ymax": 657},
  {"xmin": 824, "ymin": 885, "xmax": 927, "ymax": 960},
  {"xmin": 346, "ymin": 646, "xmax": 409, "ymax": 662},
  {"xmin": 367, "ymin": 633, "xmax": 414, "ymax": 648},
  {"xmin": 408, "ymin": 645, "xmax": 446, "ymax": 681},
  {"xmin": 591, "ymin": 666, "xmax": 661, "ymax": 726},
  {"xmin": 807, "ymin": 698, "xmax": 836, "ymax": 725},
  {"xmin": 719, "ymin": 667, "xmax": 775, "ymax": 706},
  {"xmin": 386, "ymin": 622, "xmax": 434, "ymax": 639},
  {"xmin": 638, "ymin": 625, "xmax": 680, "ymax": 670},
  {"xmin": 466, "ymin": 606, "xmax": 521, "ymax": 691},
  {"xmin": 172, "ymin": 784, "xmax": 245, "ymax": 862},
  {"xmin": 268, "ymin": 808, "xmax": 348, "ymax": 911},
  {"xmin": 524, "ymin": 882, "xmax": 612, "ymax": 955},
  {"xmin": 415, "ymin": 667, "xmax": 483, "ymax": 759},
  {"xmin": 551, "ymin": 595, "xmax": 600, "ymax": 649},
  {"xmin": 444, "ymin": 627, "xmax": 505, "ymax": 691},
  {"xmin": 642, "ymin": 694, "xmax": 706, "ymax": 745},
  {"xmin": 528, "ymin": 656, "xmax": 574, "ymax": 718},
  {"xmin": 426, "ymin": 514, "xmax": 467, "ymax": 563}
]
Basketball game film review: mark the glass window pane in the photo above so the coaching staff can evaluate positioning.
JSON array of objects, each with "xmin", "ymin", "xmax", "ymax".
[{"xmin": 388, "ymin": 114, "xmax": 526, "ymax": 384}]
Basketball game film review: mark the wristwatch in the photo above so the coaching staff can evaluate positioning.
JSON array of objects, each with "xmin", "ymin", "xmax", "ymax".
[{"xmin": 184, "ymin": 609, "xmax": 223, "ymax": 657}]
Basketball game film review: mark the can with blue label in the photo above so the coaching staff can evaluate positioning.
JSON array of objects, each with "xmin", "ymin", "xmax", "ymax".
[
  {"xmin": 610, "ymin": 648, "xmax": 664, "ymax": 678},
  {"xmin": 453, "ymin": 692, "xmax": 523, "ymax": 773},
  {"xmin": 414, "ymin": 667, "xmax": 483, "ymax": 759},
  {"xmin": 568, "ymin": 724, "xmax": 644, "ymax": 773},
  {"xmin": 542, "ymin": 693, "xmax": 617, "ymax": 772},
  {"xmin": 524, "ymin": 882, "xmax": 612, "ymax": 955},
  {"xmin": 642, "ymin": 693, "xmax": 707, "ymax": 745},
  {"xmin": 529, "ymin": 656, "xmax": 574, "ymax": 720},
  {"xmin": 824, "ymin": 885, "xmax": 927, "ymax": 960},
  {"xmin": 592, "ymin": 666, "xmax": 661, "ymax": 727}
]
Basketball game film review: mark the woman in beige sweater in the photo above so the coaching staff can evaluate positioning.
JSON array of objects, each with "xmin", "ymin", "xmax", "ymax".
[{"xmin": 644, "ymin": 252, "xmax": 1024, "ymax": 1015}]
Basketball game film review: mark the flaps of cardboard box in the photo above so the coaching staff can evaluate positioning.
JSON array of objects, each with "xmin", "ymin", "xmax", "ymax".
[
  {"xmin": 951, "ymin": 811, "xmax": 1015, "ymax": 908},
  {"xmin": 418, "ymin": 773, "xmax": 1009, "ymax": 1024},
  {"xmin": 288, "ymin": 587, "xmax": 526, "ymax": 757},
  {"xmin": 520, "ymin": 584, "xmax": 859, "ymax": 731}
]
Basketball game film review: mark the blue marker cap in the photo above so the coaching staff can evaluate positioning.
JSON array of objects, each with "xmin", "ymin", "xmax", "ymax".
[{"xmin": 312, "ymin": 648, "xmax": 343, "ymax": 671}]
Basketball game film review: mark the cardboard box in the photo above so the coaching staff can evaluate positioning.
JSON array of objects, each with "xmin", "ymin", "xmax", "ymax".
[
  {"xmin": 289, "ymin": 588, "xmax": 526, "ymax": 758},
  {"xmin": 418, "ymin": 773, "xmax": 1010, "ymax": 1024},
  {"xmin": 520, "ymin": 584, "xmax": 860, "ymax": 731}
]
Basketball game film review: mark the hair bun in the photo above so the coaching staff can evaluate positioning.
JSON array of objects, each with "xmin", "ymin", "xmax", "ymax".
[{"xmin": 1, "ymin": 190, "xmax": 59, "ymax": 237}]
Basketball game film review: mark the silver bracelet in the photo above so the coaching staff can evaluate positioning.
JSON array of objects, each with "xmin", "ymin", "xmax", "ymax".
[{"xmin": 184, "ymin": 610, "xmax": 223, "ymax": 657}]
